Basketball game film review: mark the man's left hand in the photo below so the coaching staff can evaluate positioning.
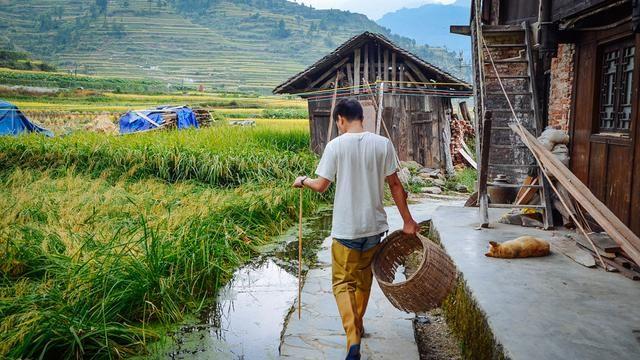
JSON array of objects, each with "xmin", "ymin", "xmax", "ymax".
[{"xmin": 402, "ymin": 219, "xmax": 420, "ymax": 236}]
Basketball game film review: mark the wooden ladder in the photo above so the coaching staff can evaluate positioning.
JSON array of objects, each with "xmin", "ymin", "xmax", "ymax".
[{"xmin": 477, "ymin": 22, "xmax": 554, "ymax": 229}]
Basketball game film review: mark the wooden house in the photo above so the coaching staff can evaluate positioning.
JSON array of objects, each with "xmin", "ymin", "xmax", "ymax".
[
  {"xmin": 273, "ymin": 32, "xmax": 472, "ymax": 170},
  {"xmin": 453, "ymin": 0, "xmax": 640, "ymax": 234}
]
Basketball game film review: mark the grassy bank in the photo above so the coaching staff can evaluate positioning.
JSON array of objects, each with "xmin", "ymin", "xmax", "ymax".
[
  {"xmin": 0, "ymin": 125, "xmax": 324, "ymax": 358},
  {"xmin": 0, "ymin": 68, "xmax": 169, "ymax": 94}
]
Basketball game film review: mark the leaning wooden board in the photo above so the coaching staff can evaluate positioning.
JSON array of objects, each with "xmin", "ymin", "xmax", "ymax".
[{"xmin": 510, "ymin": 124, "xmax": 640, "ymax": 266}]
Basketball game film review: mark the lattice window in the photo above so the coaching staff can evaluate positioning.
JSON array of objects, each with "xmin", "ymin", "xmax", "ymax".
[{"xmin": 598, "ymin": 39, "xmax": 635, "ymax": 133}]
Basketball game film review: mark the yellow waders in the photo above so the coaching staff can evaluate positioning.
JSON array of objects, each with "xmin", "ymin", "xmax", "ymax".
[{"xmin": 331, "ymin": 239, "xmax": 379, "ymax": 350}]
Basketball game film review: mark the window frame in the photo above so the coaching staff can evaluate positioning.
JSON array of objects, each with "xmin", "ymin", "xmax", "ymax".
[{"xmin": 595, "ymin": 37, "xmax": 636, "ymax": 135}]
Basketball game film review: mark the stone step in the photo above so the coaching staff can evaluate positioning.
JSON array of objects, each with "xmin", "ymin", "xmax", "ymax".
[
  {"xmin": 485, "ymin": 91, "xmax": 531, "ymax": 96},
  {"xmin": 488, "ymin": 204, "xmax": 546, "ymax": 209},
  {"xmin": 485, "ymin": 43, "xmax": 526, "ymax": 48},
  {"xmin": 484, "ymin": 75, "xmax": 530, "ymax": 79},
  {"xmin": 487, "ymin": 182, "xmax": 542, "ymax": 188},
  {"xmin": 485, "ymin": 80, "xmax": 530, "ymax": 92},
  {"xmin": 483, "ymin": 48, "xmax": 526, "ymax": 60},
  {"xmin": 484, "ymin": 62, "xmax": 528, "ymax": 75},
  {"xmin": 487, "ymin": 108, "xmax": 534, "ymax": 113},
  {"xmin": 485, "ymin": 96, "xmax": 532, "ymax": 110},
  {"xmin": 485, "ymin": 58, "xmax": 528, "ymax": 64},
  {"xmin": 491, "ymin": 126, "xmax": 535, "ymax": 131},
  {"xmin": 482, "ymin": 24, "xmax": 525, "ymax": 33},
  {"xmin": 489, "ymin": 144, "xmax": 529, "ymax": 149}
]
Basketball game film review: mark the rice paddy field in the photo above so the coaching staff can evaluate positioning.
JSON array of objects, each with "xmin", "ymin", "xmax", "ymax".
[
  {"xmin": 0, "ymin": 87, "xmax": 325, "ymax": 358},
  {"xmin": 0, "ymin": 78, "xmax": 308, "ymax": 134}
]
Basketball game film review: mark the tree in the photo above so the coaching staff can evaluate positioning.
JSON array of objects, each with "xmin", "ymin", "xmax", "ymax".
[
  {"xmin": 54, "ymin": 6, "xmax": 64, "ymax": 20},
  {"xmin": 37, "ymin": 13, "xmax": 55, "ymax": 31},
  {"xmin": 272, "ymin": 19, "xmax": 290, "ymax": 39},
  {"xmin": 96, "ymin": 0, "xmax": 108, "ymax": 14},
  {"xmin": 123, "ymin": 0, "xmax": 130, "ymax": 8}
]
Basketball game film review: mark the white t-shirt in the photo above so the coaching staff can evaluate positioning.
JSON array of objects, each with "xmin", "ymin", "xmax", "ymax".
[{"xmin": 315, "ymin": 131, "xmax": 398, "ymax": 239}]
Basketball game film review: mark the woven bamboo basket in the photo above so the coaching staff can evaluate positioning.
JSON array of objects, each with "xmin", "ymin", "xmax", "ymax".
[{"xmin": 373, "ymin": 230, "xmax": 457, "ymax": 313}]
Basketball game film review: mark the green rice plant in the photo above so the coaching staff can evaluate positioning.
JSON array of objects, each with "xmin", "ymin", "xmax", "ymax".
[
  {"xmin": 0, "ymin": 168, "xmax": 324, "ymax": 359},
  {"xmin": 262, "ymin": 107, "xmax": 309, "ymax": 119},
  {"xmin": 0, "ymin": 121, "xmax": 328, "ymax": 358},
  {"xmin": 0, "ymin": 126, "xmax": 314, "ymax": 187}
]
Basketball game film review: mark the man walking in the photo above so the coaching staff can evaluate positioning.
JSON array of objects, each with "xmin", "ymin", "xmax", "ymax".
[{"xmin": 293, "ymin": 98, "xmax": 419, "ymax": 360}]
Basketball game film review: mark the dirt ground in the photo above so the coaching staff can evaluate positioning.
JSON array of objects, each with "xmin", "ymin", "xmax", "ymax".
[{"xmin": 413, "ymin": 308, "xmax": 462, "ymax": 360}]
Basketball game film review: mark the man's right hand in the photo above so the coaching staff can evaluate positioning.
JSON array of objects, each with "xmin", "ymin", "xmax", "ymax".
[
  {"xmin": 402, "ymin": 219, "xmax": 420, "ymax": 236},
  {"xmin": 292, "ymin": 176, "xmax": 307, "ymax": 188}
]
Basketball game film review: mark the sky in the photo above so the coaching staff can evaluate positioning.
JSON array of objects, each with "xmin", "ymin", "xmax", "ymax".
[{"xmin": 292, "ymin": 0, "xmax": 458, "ymax": 20}]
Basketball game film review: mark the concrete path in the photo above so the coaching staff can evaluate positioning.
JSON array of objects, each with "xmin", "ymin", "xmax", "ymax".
[
  {"xmin": 280, "ymin": 199, "xmax": 464, "ymax": 359},
  {"xmin": 432, "ymin": 206, "xmax": 640, "ymax": 360}
]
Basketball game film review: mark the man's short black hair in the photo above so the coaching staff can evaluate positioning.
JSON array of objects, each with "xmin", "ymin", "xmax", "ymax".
[{"xmin": 334, "ymin": 98, "xmax": 363, "ymax": 122}]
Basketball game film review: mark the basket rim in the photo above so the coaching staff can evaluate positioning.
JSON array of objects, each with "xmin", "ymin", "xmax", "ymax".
[{"xmin": 373, "ymin": 231, "xmax": 430, "ymax": 288}]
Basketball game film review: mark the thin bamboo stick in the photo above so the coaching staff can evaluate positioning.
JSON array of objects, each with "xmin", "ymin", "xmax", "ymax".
[{"xmin": 298, "ymin": 188, "xmax": 303, "ymax": 319}]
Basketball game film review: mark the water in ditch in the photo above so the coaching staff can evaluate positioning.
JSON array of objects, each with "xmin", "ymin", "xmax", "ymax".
[{"xmin": 163, "ymin": 210, "xmax": 332, "ymax": 359}]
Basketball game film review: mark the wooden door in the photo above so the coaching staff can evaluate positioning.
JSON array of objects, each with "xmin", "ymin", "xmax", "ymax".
[
  {"xmin": 411, "ymin": 111, "xmax": 437, "ymax": 168},
  {"xmin": 310, "ymin": 111, "xmax": 337, "ymax": 154},
  {"xmin": 571, "ymin": 28, "xmax": 639, "ymax": 234},
  {"xmin": 360, "ymin": 100, "xmax": 377, "ymax": 133}
]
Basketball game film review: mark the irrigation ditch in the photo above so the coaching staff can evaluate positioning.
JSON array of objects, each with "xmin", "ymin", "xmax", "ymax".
[{"xmin": 153, "ymin": 209, "xmax": 333, "ymax": 359}]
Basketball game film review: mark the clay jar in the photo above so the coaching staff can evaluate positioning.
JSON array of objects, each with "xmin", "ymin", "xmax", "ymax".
[{"xmin": 488, "ymin": 174, "xmax": 518, "ymax": 204}]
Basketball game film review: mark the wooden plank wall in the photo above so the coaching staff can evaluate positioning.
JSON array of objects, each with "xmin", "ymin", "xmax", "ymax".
[
  {"xmin": 309, "ymin": 94, "xmax": 452, "ymax": 169},
  {"xmin": 301, "ymin": 40, "xmax": 449, "ymax": 95}
]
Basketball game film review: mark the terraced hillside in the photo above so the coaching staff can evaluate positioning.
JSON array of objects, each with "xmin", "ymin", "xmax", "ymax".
[{"xmin": 0, "ymin": 0, "xmax": 466, "ymax": 93}]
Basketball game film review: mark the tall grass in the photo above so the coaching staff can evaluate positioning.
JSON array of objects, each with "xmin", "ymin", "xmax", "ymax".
[{"xmin": 0, "ymin": 125, "xmax": 325, "ymax": 358}]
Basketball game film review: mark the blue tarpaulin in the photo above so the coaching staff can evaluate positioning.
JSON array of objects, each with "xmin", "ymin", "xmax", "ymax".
[
  {"xmin": 0, "ymin": 100, "xmax": 53, "ymax": 137},
  {"xmin": 118, "ymin": 106, "xmax": 199, "ymax": 134}
]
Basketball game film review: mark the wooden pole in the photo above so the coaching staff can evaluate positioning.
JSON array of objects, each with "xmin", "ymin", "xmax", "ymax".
[
  {"xmin": 377, "ymin": 45, "xmax": 382, "ymax": 81},
  {"xmin": 354, "ymin": 48, "xmax": 361, "ymax": 94},
  {"xmin": 298, "ymin": 188, "xmax": 303, "ymax": 319},
  {"xmin": 326, "ymin": 72, "xmax": 340, "ymax": 143},
  {"xmin": 459, "ymin": 101, "xmax": 472, "ymax": 124},
  {"xmin": 383, "ymin": 49, "xmax": 389, "ymax": 82},
  {"xmin": 478, "ymin": 111, "xmax": 492, "ymax": 227},
  {"xmin": 376, "ymin": 82, "xmax": 385, "ymax": 135},
  {"xmin": 364, "ymin": 45, "xmax": 369, "ymax": 85},
  {"xmin": 391, "ymin": 52, "xmax": 397, "ymax": 94}
]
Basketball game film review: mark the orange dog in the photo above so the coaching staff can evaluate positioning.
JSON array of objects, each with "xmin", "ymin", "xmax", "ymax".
[{"xmin": 485, "ymin": 236, "xmax": 550, "ymax": 258}]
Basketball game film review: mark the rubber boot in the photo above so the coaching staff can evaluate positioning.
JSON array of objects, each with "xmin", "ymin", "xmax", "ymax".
[
  {"xmin": 355, "ymin": 290, "xmax": 371, "ymax": 337},
  {"xmin": 346, "ymin": 344, "xmax": 361, "ymax": 360},
  {"xmin": 334, "ymin": 291, "xmax": 362, "ymax": 348}
]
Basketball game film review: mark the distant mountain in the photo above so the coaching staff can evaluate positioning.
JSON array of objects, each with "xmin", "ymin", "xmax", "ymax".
[
  {"xmin": 0, "ymin": 0, "xmax": 468, "ymax": 93},
  {"xmin": 377, "ymin": 0, "xmax": 471, "ymax": 61}
]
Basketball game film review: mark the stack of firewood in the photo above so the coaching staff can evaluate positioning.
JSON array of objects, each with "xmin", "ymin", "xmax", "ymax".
[
  {"xmin": 450, "ymin": 114, "xmax": 474, "ymax": 166},
  {"xmin": 193, "ymin": 108, "xmax": 213, "ymax": 127},
  {"xmin": 153, "ymin": 108, "xmax": 213, "ymax": 128}
]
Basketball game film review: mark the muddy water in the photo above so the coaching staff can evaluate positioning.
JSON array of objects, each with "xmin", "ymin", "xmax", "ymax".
[{"xmin": 165, "ymin": 210, "xmax": 332, "ymax": 359}]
